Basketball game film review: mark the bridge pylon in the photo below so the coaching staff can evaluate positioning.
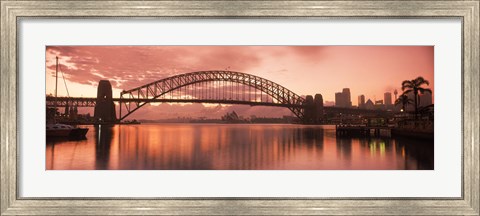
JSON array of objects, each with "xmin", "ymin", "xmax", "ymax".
[
  {"xmin": 302, "ymin": 93, "xmax": 324, "ymax": 124},
  {"xmin": 94, "ymin": 80, "xmax": 117, "ymax": 123},
  {"xmin": 314, "ymin": 94, "xmax": 324, "ymax": 123}
]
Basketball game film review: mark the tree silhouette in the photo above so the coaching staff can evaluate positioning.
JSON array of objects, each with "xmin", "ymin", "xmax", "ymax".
[
  {"xmin": 401, "ymin": 76, "xmax": 432, "ymax": 119},
  {"xmin": 395, "ymin": 94, "xmax": 413, "ymax": 112}
]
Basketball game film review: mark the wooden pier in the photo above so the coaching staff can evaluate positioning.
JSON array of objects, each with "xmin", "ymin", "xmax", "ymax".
[{"xmin": 335, "ymin": 125, "xmax": 392, "ymax": 137}]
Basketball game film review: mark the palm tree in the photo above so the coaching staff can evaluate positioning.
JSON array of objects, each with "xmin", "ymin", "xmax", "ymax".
[
  {"xmin": 401, "ymin": 76, "xmax": 432, "ymax": 119},
  {"xmin": 395, "ymin": 94, "xmax": 413, "ymax": 112}
]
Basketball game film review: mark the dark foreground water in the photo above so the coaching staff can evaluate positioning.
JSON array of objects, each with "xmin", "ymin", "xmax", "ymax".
[{"xmin": 46, "ymin": 124, "xmax": 434, "ymax": 170}]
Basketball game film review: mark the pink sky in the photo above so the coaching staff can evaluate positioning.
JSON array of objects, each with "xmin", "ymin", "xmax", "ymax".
[{"xmin": 46, "ymin": 46, "xmax": 434, "ymax": 119}]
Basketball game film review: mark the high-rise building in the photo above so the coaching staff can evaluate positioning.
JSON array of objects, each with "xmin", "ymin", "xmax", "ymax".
[
  {"xmin": 335, "ymin": 92, "xmax": 344, "ymax": 107},
  {"xmin": 405, "ymin": 91, "xmax": 416, "ymax": 111},
  {"xmin": 419, "ymin": 92, "xmax": 433, "ymax": 107},
  {"xmin": 335, "ymin": 88, "xmax": 352, "ymax": 108},
  {"xmin": 384, "ymin": 92, "xmax": 392, "ymax": 106},
  {"xmin": 342, "ymin": 88, "xmax": 352, "ymax": 107},
  {"xmin": 358, "ymin": 95, "xmax": 365, "ymax": 109}
]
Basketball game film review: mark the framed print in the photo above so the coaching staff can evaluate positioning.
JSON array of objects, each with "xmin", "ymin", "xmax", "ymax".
[{"xmin": 1, "ymin": 0, "xmax": 478, "ymax": 215}]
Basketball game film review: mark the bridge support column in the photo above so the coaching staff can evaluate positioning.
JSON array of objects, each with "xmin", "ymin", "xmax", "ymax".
[{"xmin": 94, "ymin": 80, "xmax": 117, "ymax": 123}]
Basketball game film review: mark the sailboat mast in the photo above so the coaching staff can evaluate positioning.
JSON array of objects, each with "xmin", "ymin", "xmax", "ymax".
[{"xmin": 54, "ymin": 56, "xmax": 59, "ymax": 122}]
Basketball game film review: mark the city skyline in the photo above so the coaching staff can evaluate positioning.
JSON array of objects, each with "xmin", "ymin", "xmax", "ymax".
[
  {"xmin": 46, "ymin": 46, "xmax": 434, "ymax": 119},
  {"xmin": 334, "ymin": 88, "xmax": 432, "ymax": 111}
]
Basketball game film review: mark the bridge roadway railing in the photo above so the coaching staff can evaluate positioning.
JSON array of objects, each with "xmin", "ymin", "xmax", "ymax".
[
  {"xmin": 46, "ymin": 96, "xmax": 391, "ymax": 116},
  {"xmin": 46, "ymin": 96, "xmax": 97, "ymax": 107},
  {"xmin": 45, "ymin": 96, "xmax": 305, "ymax": 108}
]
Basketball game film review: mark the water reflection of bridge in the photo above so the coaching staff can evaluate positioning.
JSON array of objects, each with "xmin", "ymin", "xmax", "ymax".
[
  {"xmin": 46, "ymin": 70, "xmax": 391, "ymax": 123},
  {"xmin": 48, "ymin": 124, "xmax": 432, "ymax": 170}
]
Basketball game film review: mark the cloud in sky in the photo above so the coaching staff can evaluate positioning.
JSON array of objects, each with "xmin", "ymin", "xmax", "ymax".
[
  {"xmin": 46, "ymin": 46, "xmax": 434, "ymax": 119},
  {"xmin": 47, "ymin": 46, "xmax": 268, "ymax": 90}
]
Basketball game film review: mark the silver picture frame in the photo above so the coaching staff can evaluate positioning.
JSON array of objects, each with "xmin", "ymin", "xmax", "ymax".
[{"xmin": 1, "ymin": 1, "xmax": 478, "ymax": 215}]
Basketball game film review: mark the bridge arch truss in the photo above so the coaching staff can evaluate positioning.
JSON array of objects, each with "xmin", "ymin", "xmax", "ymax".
[{"xmin": 119, "ymin": 70, "xmax": 306, "ymax": 120}]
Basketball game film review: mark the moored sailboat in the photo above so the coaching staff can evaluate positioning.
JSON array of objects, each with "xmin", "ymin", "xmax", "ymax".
[
  {"xmin": 47, "ymin": 56, "xmax": 89, "ymax": 139},
  {"xmin": 46, "ymin": 123, "xmax": 88, "ymax": 138}
]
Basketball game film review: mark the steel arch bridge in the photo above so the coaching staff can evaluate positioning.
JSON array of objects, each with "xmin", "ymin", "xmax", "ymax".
[{"xmin": 119, "ymin": 70, "xmax": 307, "ymax": 120}]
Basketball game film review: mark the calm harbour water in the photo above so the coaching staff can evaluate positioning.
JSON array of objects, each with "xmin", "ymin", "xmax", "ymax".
[{"xmin": 46, "ymin": 124, "xmax": 433, "ymax": 170}]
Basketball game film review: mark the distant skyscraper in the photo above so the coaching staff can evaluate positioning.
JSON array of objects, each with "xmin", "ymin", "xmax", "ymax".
[
  {"xmin": 335, "ymin": 88, "xmax": 352, "ymax": 108},
  {"xmin": 335, "ymin": 92, "xmax": 344, "ymax": 107},
  {"xmin": 405, "ymin": 91, "xmax": 416, "ymax": 111},
  {"xmin": 419, "ymin": 92, "xmax": 433, "ymax": 107},
  {"xmin": 342, "ymin": 88, "xmax": 352, "ymax": 107},
  {"xmin": 358, "ymin": 95, "xmax": 365, "ymax": 109},
  {"xmin": 384, "ymin": 92, "xmax": 392, "ymax": 106}
]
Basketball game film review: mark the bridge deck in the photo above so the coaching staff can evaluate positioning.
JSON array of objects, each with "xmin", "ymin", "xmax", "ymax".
[
  {"xmin": 45, "ymin": 97, "xmax": 304, "ymax": 108},
  {"xmin": 45, "ymin": 96, "xmax": 391, "ymax": 115}
]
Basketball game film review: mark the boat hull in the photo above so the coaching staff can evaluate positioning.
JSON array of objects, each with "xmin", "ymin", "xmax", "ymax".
[
  {"xmin": 69, "ymin": 128, "xmax": 89, "ymax": 138},
  {"xmin": 46, "ymin": 129, "xmax": 71, "ymax": 137},
  {"xmin": 46, "ymin": 124, "xmax": 89, "ymax": 139}
]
